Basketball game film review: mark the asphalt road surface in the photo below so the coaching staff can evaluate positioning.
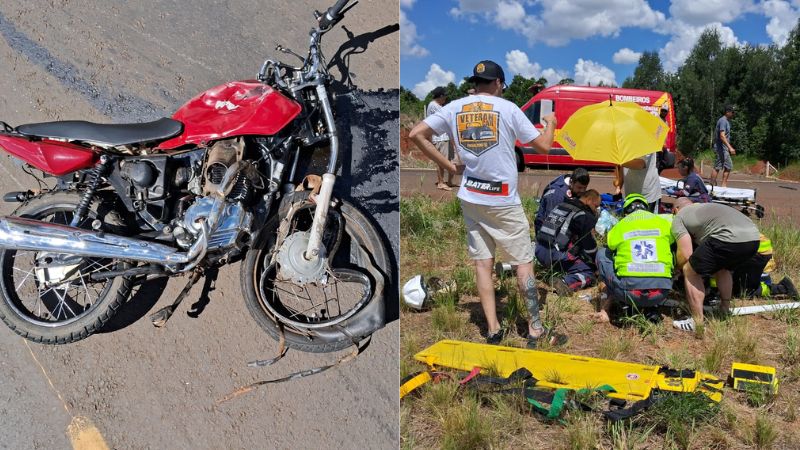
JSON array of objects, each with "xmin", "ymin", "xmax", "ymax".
[{"xmin": 0, "ymin": 1, "xmax": 399, "ymax": 449}]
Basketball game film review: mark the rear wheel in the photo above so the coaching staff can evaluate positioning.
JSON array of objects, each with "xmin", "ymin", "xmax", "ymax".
[
  {"xmin": 241, "ymin": 191, "xmax": 389, "ymax": 353},
  {"xmin": 0, "ymin": 192, "xmax": 132, "ymax": 344}
]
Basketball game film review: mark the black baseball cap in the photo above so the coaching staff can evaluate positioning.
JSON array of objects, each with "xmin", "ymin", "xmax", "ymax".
[
  {"xmin": 724, "ymin": 104, "xmax": 735, "ymax": 113},
  {"xmin": 430, "ymin": 86, "xmax": 447, "ymax": 98},
  {"xmin": 468, "ymin": 60, "xmax": 505, "ymax": 84}
]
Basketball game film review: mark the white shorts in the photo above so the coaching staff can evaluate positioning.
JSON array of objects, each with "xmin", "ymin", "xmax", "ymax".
[{"xmin": 460, "ymin": 200, "xmax": 533, "ymax": 265}]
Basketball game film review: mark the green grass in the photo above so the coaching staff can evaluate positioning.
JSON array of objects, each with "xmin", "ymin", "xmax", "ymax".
[
  {"xmin": 732, "ymin": 319, "xmax": 761, "ymax": 364},
  {"xmin": 785, "ymin": 327, "xmax": 800, "ymax": 365},
  {"xmin": 606, "ymin": 420, "xmax": 656, "ymax": 450},
  {"xmin": 440, "ymin": 393, "xmax": 496, "ymax": 450},
  {"xmin": 658, "ymin": 345, "xmax": 699, "ymax": 371},
  {"xmin": 562, "ymin": 411, "xmax": 600, "ymax": 450},
  {"xmin": 401, "ymin": 193, "xmax": 800, "ymax": 449},
  {"xmin": 431, "ymin": 297, "xmax": 468, "ymax": 339},
  {"xmin": 770, "ymin": 303, "xmax": 800, "ymax": 325},
  {"xmin": 744, "ymin": 382, "xmax": 776, "ymax": 408},
  {"xmin": 761, "ymin": 220, "xmax": 800, "ymax": 272},
  {"xmin": 749, "ymin": 412, "xmax": 778, "ymax": 449},
  {"xmin": 639, "ymin": 392, "xmax": 720, "ymax": 450},
  {"xmin": 703, "ymin": 319, "xmax": 734, "ymax": 374},
  {"xmin": 597, "ymin": 333, "xmax": 634, "ymax": 360},
  {"xmin": 778, "ymin": 161, "xmax": 800, "ymax": 181}
]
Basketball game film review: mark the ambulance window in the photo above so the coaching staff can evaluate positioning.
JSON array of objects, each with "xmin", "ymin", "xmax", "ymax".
[{"xmin": 525, "ymin": 101, "xmax": 541, "ymax": 124}]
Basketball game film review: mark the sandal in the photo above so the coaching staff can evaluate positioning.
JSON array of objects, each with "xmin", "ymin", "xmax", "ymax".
[{"xmin": 526, "ymin": 327, "xmax": 568, "ymax": 349}]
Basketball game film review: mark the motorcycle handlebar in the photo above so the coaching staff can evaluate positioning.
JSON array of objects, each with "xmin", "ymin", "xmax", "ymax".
[{"xmin": 318, "ymin": 0, "xmax": 349, "ymax": 29}]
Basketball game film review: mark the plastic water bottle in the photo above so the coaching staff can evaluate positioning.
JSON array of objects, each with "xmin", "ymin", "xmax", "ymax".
[{"xmin": 595, "ymin": 209, "xmax": 618, "ymax": 236}]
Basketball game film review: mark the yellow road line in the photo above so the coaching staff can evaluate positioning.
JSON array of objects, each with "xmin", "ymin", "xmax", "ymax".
[
  {"xmin": 67, "ymin": 416, "xmax": 110, "ymax": 450},
  {"xmin": 23, "ymin": 340, "xmax": 110, "ymax": 450}
]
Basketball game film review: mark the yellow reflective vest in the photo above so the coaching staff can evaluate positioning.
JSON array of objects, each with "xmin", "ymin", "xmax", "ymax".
[{"xmin": 607, "ymin": 210, "xmax": 675, "ymax": 278}]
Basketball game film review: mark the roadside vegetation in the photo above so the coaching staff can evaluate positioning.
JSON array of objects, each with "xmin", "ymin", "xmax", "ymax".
[{"xmin": 401, "ymin": 194, "xmax": 800, "ymax": 449}]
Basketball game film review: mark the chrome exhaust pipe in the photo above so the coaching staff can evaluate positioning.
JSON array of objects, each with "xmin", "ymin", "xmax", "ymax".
[{"xmin": 0, "ymin": 216, "xmax": 205, "ymax": 266}]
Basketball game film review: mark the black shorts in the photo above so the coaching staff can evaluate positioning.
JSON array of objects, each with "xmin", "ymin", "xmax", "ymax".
[{"xmin": 689, "ymin": 238, "xmax": 759, "ymax": 277}]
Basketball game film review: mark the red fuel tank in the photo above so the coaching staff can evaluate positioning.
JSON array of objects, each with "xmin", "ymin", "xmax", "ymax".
[{"xmin": 158, "ymin": 81, "xmax": 302, "ymax": 149}]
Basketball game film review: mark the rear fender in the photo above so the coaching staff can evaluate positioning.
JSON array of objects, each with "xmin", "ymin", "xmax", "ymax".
[{"xmin": 0, "ymin": 134, "xmax": 97, "ymax": 176}]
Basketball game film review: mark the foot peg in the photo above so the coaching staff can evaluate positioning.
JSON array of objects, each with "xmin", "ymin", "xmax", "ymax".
[{"xmin": 150, "ymin": 271, "xmax": 202, "ymax": 328}]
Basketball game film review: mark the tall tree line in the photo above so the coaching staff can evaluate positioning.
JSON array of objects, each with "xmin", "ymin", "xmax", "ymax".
[{"xmin": 624, "ymin": 24, "xmax": 800, "ymax": 164}]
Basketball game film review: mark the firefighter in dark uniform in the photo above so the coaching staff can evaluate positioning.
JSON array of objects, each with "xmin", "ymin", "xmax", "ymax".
[{"xmin": 534, "ymin": 189, "xmax": 601, "ymax": 295}]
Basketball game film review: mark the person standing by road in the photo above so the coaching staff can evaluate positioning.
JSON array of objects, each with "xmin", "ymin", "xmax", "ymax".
[
  {"xmin": 711, "ymin": 105, "xmax": 736, "ymax": 187},
  {"xmin": 426, "ymin": 86, "xmax": 454, "ymax": 191},
  {"xmin": 409, "ymin": 60, "xmax": 566, "ymax": 348}
]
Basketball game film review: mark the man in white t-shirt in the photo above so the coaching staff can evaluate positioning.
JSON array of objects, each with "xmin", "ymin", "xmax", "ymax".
[
  {"xmin": 409, "ymin": 60, "xmax": 565, "ymax": 348},
  {"xmin": 426, "ymin": 86, "xmax": 454, "ymax": 190}
]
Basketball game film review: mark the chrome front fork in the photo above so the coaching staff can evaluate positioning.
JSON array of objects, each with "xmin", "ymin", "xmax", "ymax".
[{"xmin": 303, "ymin": 83, "xmax": 339, "ymax": 261}]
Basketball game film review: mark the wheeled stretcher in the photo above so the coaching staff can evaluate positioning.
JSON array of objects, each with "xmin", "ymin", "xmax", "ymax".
[{"xmin": 660, "ymin": 176, "xmax": 765, "ymax": 218}]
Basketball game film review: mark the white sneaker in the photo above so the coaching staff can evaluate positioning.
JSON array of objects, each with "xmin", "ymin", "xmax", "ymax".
[{"xmin": 673, "ymin": 317, "xmax": 696, "ymax": 332}]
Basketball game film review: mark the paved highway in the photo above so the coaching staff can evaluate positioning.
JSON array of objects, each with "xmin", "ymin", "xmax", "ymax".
[{"xmin": 0, "ymin": 1, "xmax": 399, "ymax": 449}]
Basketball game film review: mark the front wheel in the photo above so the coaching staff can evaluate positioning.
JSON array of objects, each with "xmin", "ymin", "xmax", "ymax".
[
  {"xmin": 241, "ymin": 191, "xmax": 389, "ymax": 353},
  {"xmin": 0, "ymin": 192, "xmax": 132, "ymax": 344}
]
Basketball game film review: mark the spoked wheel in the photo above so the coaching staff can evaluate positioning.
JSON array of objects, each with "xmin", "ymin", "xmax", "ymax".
[
  {"xmin": 0, "ymin": 192, "xmax": 132, "ymax": 344},
  {"xmin": 242, "ymin": 191, "xmax": 389, "ymax": 353}
]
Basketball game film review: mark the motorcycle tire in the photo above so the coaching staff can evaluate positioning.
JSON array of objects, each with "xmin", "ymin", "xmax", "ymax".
[
  {"xmin": 0, "ymin": 191, "xmax": 133, "ymax": 344},
  {"xmin": 241, "ymin": 191, "xmax": 389, "ymax": 353}
]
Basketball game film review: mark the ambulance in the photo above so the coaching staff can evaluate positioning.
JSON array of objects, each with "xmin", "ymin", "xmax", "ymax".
[{"xmin": 516, "ymin": 85, "xmax": 677, "ymax": 170}]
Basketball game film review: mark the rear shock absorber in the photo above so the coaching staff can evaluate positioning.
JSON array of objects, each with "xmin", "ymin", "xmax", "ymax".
[{"xmin": 70, "ymin": 155, "xmax": 112, "ymax": 227}]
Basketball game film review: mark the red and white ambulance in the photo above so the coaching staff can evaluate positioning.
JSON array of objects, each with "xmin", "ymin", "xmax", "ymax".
[{"xmin": 516, "ymin": 85, "xmax": 677, "ymax": 170}]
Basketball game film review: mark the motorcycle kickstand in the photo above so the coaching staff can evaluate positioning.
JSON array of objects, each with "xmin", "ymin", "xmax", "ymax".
[{"xmin": 150, "ymin": 270, "xmax": 203, "ymax": 328}]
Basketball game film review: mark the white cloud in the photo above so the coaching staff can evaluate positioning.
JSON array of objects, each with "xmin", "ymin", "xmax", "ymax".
[
  {"xmin": 505, "ymin": 50, "xmax": 541, "ymax": 78},
  {"xmin": 541, "ymin": 68, "xmax": 570, "ymax": 86},
  {"xmin": 669, "ymin": 0, "xmax": 755, "ymax": 26},
  {"xmin": 399, "ymin": 0, "xmax": 415, "ymax": 8},
  {"xmin": 613, "ymin": 48, "xmax": 642, "ymax": 64},
  {"xmin": 412, "ymin": 64, "xmax": 456, "ymax": 98},
  {"xmin": 504, "ymin": 49, "xmax": 568, "ymax": 86},
  {"xmin": 574, "ymin": 59, "xmax": 617, "ymax": 86},
  {"xmin": 400, "ymin": 10, "xmax": 429, "ymax": 57},
  {"xmin": 454, "ymin": 0, "xmax": 666, "ymax": 47},
  {"xmin": 495, "ymin": 1, "xmax": 528, "ymax": 29},
  {"xmin": 659, "ymin": 21, "xmax": 741, "ymax": 71},
  {"xmin": 762, "ymin": 0, "xmax": 800, "ymax": 45}
]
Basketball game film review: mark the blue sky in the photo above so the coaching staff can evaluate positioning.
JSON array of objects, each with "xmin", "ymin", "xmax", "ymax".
[{"xmin": 401, "ymin": 0, "xmax": 800, "ymax": 98}]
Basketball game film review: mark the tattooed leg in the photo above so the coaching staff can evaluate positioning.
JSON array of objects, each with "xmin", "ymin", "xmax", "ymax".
[{"xmin": 524, "ymin": 274, "xmax": 543, "ymax": 333}]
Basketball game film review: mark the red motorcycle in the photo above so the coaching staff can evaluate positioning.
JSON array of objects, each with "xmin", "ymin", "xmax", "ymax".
[{"xmin": 0, "ymin": 0, "xmax": 388, "ymax": 353}]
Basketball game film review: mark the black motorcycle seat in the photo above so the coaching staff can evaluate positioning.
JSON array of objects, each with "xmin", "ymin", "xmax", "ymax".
[{"xmin": 16, "ymin": 117, "xmax": 184, "ymax": 147}]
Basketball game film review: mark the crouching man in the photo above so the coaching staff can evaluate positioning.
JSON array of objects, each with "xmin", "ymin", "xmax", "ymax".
[
  {"xmin": 534, "ymin": 189, "xmax": 601, "ymax": 296},
  {"xmin": 671, "ymin": 198, "xmax": 761, "ymax": 332},
  {"xmin": 593, "ymin": 194, "xmax": 675, "ymax": 323}
]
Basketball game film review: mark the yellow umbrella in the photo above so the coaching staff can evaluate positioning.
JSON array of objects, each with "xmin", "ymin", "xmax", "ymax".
[{"xmin": 555, "ymin": 100, "xmax": 668, "ymax": 165}]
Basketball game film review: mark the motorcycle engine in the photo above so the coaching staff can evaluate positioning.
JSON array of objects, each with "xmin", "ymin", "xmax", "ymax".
[
  {"xmin": 173, "ymin": 138, "xmax": 257, "ymax": 254},
  {"xmin": 178, "ymin": 197, "xmax": 253, "ymax": 252}
]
